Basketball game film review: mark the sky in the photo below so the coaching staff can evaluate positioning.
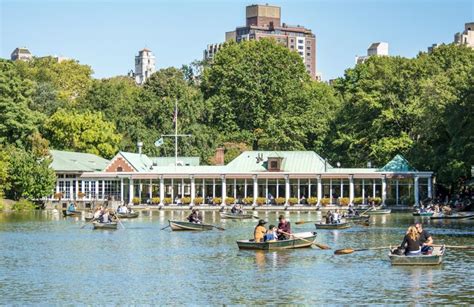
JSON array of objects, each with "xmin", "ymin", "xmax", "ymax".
[{"xmin": 1, "ymin": 0, "xmax": 473, "ymax": 80}]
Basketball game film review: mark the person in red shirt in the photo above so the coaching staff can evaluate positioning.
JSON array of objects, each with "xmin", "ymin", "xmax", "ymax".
[{"xmin": 277, "ymin": 215, "xmax": 291, "ymax": 240}]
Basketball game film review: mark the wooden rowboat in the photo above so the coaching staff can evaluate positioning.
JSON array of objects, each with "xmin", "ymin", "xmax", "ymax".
[
  {"xmin": 236, "ymin": 232, "xmax": 317, "ymax": 250},
  {"xmin": 430, "ymin": 213, "xmax": 474, "ymax": 220},
  {"xmin": 366, "ymin": 209, "xmax": 391, "ymax": 215},
  {"xmin": 389, "ymin": 245, "xmax": 445, "ymax": 266},
  {"xmin": 117, "ymin": 212, "xmax": 139, "ymax": 219},
  {"xmin": 168, "ymin": 220, "xmax": 214, "ymax": 231},
  {"xmin": 343, "ymin": 215, "xmax": 367, "ymax": 221},
  {"xmin": 92, "ymin": 221, "xmax": 118, "ymax": 230},
  {"xmin": 315, "ymin": 222, "xmax": 351, "ymax": 230},
  {"xmin": 62, "ymin": 210, "xmax": 81, "ymax": 217},
  {"xmin": 85, "ymin": 216, "xmax": 94, "ymax": 222},
  {"xmin": 413, "ymin": 212, "xmax": 434, "ymax": 217},
  {"xmin": 220, "ymin": 212, "xmax": 255, "ymax": 219}
]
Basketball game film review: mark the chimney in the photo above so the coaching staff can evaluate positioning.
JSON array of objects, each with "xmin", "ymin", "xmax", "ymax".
[
  {"xmin": 214, "ymin": 147, "xmax": 225, "ymax": 166},
  {"xmin": 137, "ymin": 141, "xmax": 143, "ymax": 156}
]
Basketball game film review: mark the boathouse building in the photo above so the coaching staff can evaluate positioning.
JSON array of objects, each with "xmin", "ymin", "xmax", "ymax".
[{"xmin": 50, "ymin": 150, "xmax": 433, "ymax": 207}]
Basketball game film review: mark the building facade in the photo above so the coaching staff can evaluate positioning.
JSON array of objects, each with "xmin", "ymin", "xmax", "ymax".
[
  {"xmin": 203, "ymin": 43, "xmax": 224, "ymax": 60},
  {"xmin": 50, "ymin": 150, "xmax": 433, "ymax": 208},
  {"xmin": 355, "ymin": 42, "xmax": 389, "ymax": 64},
  {"xmin": 205, "ymin": 4, "xmax": 317, "ymax": 79},
  {"xmin": 134, "ymin": 48, "xmax": 156, "ymax": 85},
  {"xmin": 11, "ymin": 47, "xmax": 33, "ymax": 61},
  {"xmin": 454, "ymin": 22, "xmax": 474, "ymax": 48}
]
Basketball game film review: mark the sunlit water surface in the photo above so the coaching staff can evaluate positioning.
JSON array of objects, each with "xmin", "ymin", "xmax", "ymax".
[{"xmin": 0, "ymin": 210, "xmax": 473, "ymax": 304}]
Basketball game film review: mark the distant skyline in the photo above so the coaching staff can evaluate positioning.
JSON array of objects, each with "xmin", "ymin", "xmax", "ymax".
[{"xmin": 1, "ymin": 0, "xmax": 473, "ymax": 80}]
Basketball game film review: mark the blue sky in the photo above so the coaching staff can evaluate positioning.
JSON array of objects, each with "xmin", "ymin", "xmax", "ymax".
[{"xmin": 1, "ymin": 0, "xmax": 473, "ymax": 80}]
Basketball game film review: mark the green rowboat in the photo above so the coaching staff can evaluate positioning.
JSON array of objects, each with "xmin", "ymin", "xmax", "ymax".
[
  {"xmin": 220, "ymin": 212, "xmax": 255, "ymax": 219},
  {"xmin": 315, "ymin": 222, "xmax": 351, "ymax": 230},
  {"xmin": 62, "ymin": 210, "xmax": 81, "ymax": 217},
  {"xmin": 236, "ymin": 232, "xmax": 317, "ymax": 250},
  {"xmin": 389, "ymin": 246, "xmax": 445, "ymax": 266},
  {"xmin": 168, "ymin": 220, "xmax": 215, "ymax": 231},
  {"xmin": 117, "ymin": 212, "xmax": 139, "ymax": 219},
  {"xmin": 92, "ymin": 221, "xmax": 118, "ymax": 230}
]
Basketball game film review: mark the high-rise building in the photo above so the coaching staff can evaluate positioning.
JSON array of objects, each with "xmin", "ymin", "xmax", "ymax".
[
  {"xmin": 11, "ymin": 47, "xmax": 33, "ymax": 61},
  {"xmin": 355, "ymin": 42, "xmax": 389, "ymax": 64},
  {"xmin": 203, "ymin": 43, "xmax": 224, "ymax": 60},
  {"xmin": 205, "ymin": 4, "xmax": 318, "ymax": 79},
  {"xmin": 134, "ymin": 48, "xmax": 156, "ymax": 85},
  {"xmin": 454, "ymin": 22, "xmax": 474, "ymax": 48}
]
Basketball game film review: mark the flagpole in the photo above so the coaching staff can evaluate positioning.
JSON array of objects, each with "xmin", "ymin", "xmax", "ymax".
[{"xmin": 175, "ymin": 99, "xmax": 178, "ymax": 167}]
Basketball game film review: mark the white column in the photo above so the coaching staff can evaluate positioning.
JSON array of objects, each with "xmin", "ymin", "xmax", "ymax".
[
  {"xmin": 285, "ymin": 175, "xmax": 290, "ymax": 205},
  {"xmin": 120, "ymin": 178, "xmax": 124, "ymax": 203},
  {"xmin": 253, "ymin": 175, "xmax": 258, "ymax": 205},
  {"xmin": 95, "ymin": 181, "xmax": 99, "ymax": 200},
  {"xmin": 88, "ymin": 181, "xmax": 92, "ymax": 199},
  {"xmin": 308, "ymin": 180, "xmax": 311, "ymax": 199},
  {"xmin": 276, "ymin": 180, "xmax": 279, "ymax": 198},
  {"xmin": 159, "ymin": 176, "xmax": 164, "ymax": 205},
  {"xmin": 81, "ymin": 181, "xmax": 85, "ymax": 197},
  {"xmin": 69, "ymin": 180, "xmax": 74, "ymax": 201},
  {"xmin": 101, "ymin": 180, "xmax": 105, "ymax": 200},
  {"xmin": 75, "ymin": 179, "xmax": 79, "ymax": 200},
  {"xmin": 244, "ymin": 179, "xmax": 247, "ymax": 198},
  {"xmin": 329, "ymin": 179, "xmax": 333, "ymax": 203},
  {"xmin": 382, "ymin": 177, "xmax": 387, "ymax": 205},
  {"xmin": 396, "ymin": 179, "xmax": 399, "ymax": 205},
  {"xmin": 190, "ymin": 176, "xmax": 195, "ymax": 205},
  {"xmin": 373, "ymin": 181, "xmax": 376, "ymax": 198},
  {"xmin": 129, "ymin": 179, "xmax": 134, "ymax": 204},
  {"xmin": 233, "ymin": 179, "xmax": 237, "ymax": 199},
  {"xmin": 340, "ymin": 181, "xmax": 343, "ymax": 199},
  {"xmin": 149, "ymin": 179, "xmax": 153, "ymax": 200},
  {"xmin": 362, "ymin": 179, "xmax": 365, "ymax": 204},
  {"xmin": 221, "ymin": 176, "xmax": 227, "ymax": 202},
  {"xmin": 212, "ymin": 179, "xmax": 215, "ymax": 199},
  {"xmin": 427, "ymin": 177, "xmax": 432, "ymax": 198},
  {"xmin": 317, "ymin": 176, "xmax": 322, "ymax": 205},
  {"xmin": 265, "ymin": 179, "xmax": 269, "ymax": 204},
  {"xmin": 297, "ymin": 179, "xmax": 300, "ymax": 204},
  {"xmin": 414, "ymin": 176, "xmax": 420, "ymax": 206},
  {"xmin": 138, "ymin": 181, "xmax": 142, "ymax": 201},
  {"xmin": 202, "ymin": 179, "xmax": 205, "ymax": 200},
  {"xmin": 349, "ymin": 176, "xmax": 354, "ymax": 204}
]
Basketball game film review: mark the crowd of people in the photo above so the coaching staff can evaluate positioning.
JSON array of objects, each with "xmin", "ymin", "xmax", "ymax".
[
  {"xmin": 324, "ymin": 210, "xmax": 342, "ymax": 224},
  {"xmin": 91, "ymin": 206, "xmax": 116, "ymax": 223},
  {"xmin": 253, "ymin": 215, "xmax": 292, "ymax": 242}
]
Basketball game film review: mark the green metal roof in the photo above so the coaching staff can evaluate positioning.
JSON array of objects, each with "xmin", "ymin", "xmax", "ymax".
[
  {"xmin": 119, "ymin": 152, "xmax": 154, "ymax": 172},
  {"xmin": 151, "ymin": 157, "xmax": 200, "ymax": 167},
  {"xmin": 50, "ymin": 150, "xmax": 109, "ymax": 172},
  {"xmin": 379, "ymin": 154, "xmax": 417, "ymax": 172},
  {"xmin": 225, "ymin": 151, "xmax": 331, "ymax": 173}
]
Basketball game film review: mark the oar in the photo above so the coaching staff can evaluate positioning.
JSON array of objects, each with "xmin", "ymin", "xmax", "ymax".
[
  {"xmin": 80, "ymin": 218, "xmax": 96, "ymax": 229},
  {"xmin": 433, "ymin": 244, "xmax": 474, "ymax": 250},
  {"xmin": 295, "ymin": 220, "xmax": 319, "ymax": 225},
  {"xmin": 160, "ymin": 225, "xmax": 171, "ymax": 230},
  {"xmin": 212, "ymin": 225, "xmax": 226, "ymax": 231},
  {"xmin": 334, "ymin": 246, "xmax": 391, "ymax": 255},
  {"xmin": 279, "ymin": 230, "xmax": 330, "ymax": 250},
  {"xmin": 113, "ymin": 213, "xmax": 126, "ymax": 229}
]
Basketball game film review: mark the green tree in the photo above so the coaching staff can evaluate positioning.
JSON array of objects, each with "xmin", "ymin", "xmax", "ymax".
[{"xmin": 43, "ymin": 109, "xmax": 122, "ymax": 158}]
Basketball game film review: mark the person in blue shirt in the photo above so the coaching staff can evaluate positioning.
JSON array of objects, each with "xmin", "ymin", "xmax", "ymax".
[
  {"xmin": 68, "ymin": 202, "xmax": 76, "ymax": 212},
  {"xmin": 264, "ymin": 225, "xmax": 278, "ymax": 242}
]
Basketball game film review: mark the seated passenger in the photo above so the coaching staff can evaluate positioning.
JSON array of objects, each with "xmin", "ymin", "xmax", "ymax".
[
  {"xmin": 416, "ymin": 222, "xmax": 434, "ymax": 254},
  {"xmin": 264, "ymin": 225, "xmax": 278, "ymax": 242},
  {"xmin": 254, "ymin": 219, "xmax": 267, "ymax": 243},
  {"xmin": 277, "ymin": 215, "xmax": 292, "ymax": 240},
  {"xmin": 68, "ymin": 202, "xmax": 76, "ymax": 212},
  {"xmin": 326, "ymin": 211, "xmax": 332, "ymax": 224},
  {"xmin": 333, "ymin": 210, "xmax": 341, "ymax": 224},
  {"xmin": 187, "ymin": 209, "xmax": 202, "ymax": 223},
  {"xmin": 400, "ymin": 225, "xmax": 421, "ymax": 256}
]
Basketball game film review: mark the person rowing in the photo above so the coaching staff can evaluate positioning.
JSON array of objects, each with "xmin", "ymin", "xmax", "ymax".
[
  {"xmin": 400, "ymin": 225, "xmax": 421, "ymax": 256},
  {"xmin": 415, "ymin": 222, "xmax": 434, "ymax": 254},
  {"xmin": 277, "ymin": 215, "xmax": 291, "ymax": 240},
  {"xmin": 67, "ymin": 202, "xmax": 76, "ymax": 212},
  {"xmin": 230, "ymin": 203, "xmax": 243, "ymax": 215},
  {"xmin": 187, "ymin": 209, "xmax": 202, "ymax": 224},
  {"xmin": 254, "ymin": 219, "xmax": 267, "ymax": 243}
]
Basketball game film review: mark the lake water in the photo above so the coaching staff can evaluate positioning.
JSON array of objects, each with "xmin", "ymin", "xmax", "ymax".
[{"xmin": 0, "ymin": 210, "xmax": 473, "ymax": 305}]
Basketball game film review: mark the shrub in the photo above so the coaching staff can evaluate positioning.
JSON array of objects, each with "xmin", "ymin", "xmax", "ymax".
[
  {"xmin": 194, "ymin": 197, "xmax": 203, "ymax": 205},
  {"xmin": 353, "ymin": 197, "xmax": 364, "ymax": 205},
  {"xmin": 163, "ymin": 197, "xmax": 172, "ymax": 205},
  {"xmin": 132, "ymin": 197, "xmax": 140, "ymax": 205},
  {"xmin": 339, "ymin": 197, "xmax": 350, "ymax": 206},
  {"xmin": 256, "ymin": 197, "xmax": 266, "ymax": 206},
  {"xmin": 243, "ymin": 197, "xmax": 254, "ymax": 205},
  {"xmin": 181, "ymin": 197, "xmax": 191, "ymax": 205},
  {"xmin": 288, "ymin": 197, "xmax": 298, "ymax": 205},
  {"xmin": 54, "ymin": 192, "xmax": 63, "ymax": 200},
  {"xmin": 151, "ymin": 197, "xmax": 161, "ymax": 205},
  {"xmin": 368, "ymin": 197, "xmax": 382, "ymax": 205},
  {"xmin": 320, "ymin": 198, "xmax": 331, "ymax": 206},
  {"xmin": 225, "ymin": 197, "xmax": 235, "ymax": 205},
  {"xmin": 11, "ymin": 199, "xmax": 36, "ymax": 211},
  {"xmin": 213, "ymin": 197, "xmax": 222, "ymax": 205},
  {"xmin": 275, "ymin": 197, "xmax": 286, "ymax": 205},
  {"xmin": 308, "ymin": 197, "xmax": 318, "ymax": 206},
  {"xmin": 77, "ymin": 192, "xmax": 85, "ymax": 199}
]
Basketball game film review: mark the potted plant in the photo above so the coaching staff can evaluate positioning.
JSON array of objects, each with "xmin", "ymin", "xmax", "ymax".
[
  {"xmin": 54, "ymin": 192, "xmax": 63, "ymax": 200},
  {"xmin": 368, "ymin": 197, "xmax": 382, "ymax": 205},
  {"xmin": 163, "ymin": 197, "xmax": 172, "ymax": 205},
  {"xmin": 256, "ymin": 197, "xmax": 266, "ymax": 206},
  {"xmin": 288, "ymin": 197, "xmax": 298, "ymax": 206},
  {"xmin": 194, "ymin": 197, "xmax": 203, "ymax": 205},
  {"xmin": 181, "ymin": 197, "xmax": 191, "ymax": 205},
  {"xmin": 353, "ymin": 197, "xmax": 363, "ymax": 205},
  {"xmin": 213, "ymin": 197, "xmax": 222, "ymax": 205},
  {"xmin": 243, "ymin": 197, "xmax": 254, "ymax": 205},
  {"xmin": 132, "ymin": 197, "xmax": 140, "ymax": 205},
  {"xmin": 77, "ymin": 192, "xmax": 85, "ymax": 199},
  {"xmin": 151, "ymin": 197, "xmax": 160, "ymax": 205},
  {"xmin": 275, "ymin": 197, "xmax": 286, "ymax": 205},
  {"xmin": 320, "ymin": 198, "xmax": 331, "ymax": 206},
  {"xmin": 225, "ymin": 197, "xmax": 235, "ymax": 205},
  {"xmin": 308, "ymin": 197, "xmax": 318, "ymax": 206},
  {"xmin": 339, "ymin": 197, "xmax": 350, "ymax": 206}
]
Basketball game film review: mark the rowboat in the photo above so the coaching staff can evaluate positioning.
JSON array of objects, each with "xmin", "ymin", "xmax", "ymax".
[
  {"xmin": 389, "ymin": 245, "xmax": 445, "ymax": 266},
  {"xmin": 117, "ymin": 212, "xmax": 139, "ymax": 219},
  {"xmin": 236, "ymin": 232, "xmax": 317, "ymax": 250},
  {"xmin": 85, "ymin": 216, "xmax": 94, "ymax": 222},
  {"xmin": 220, "ymin": 212, "xmax": 255, "ymax": 219},
  {"xmin": 92, "ymin": 221, "xmax": 118, "ymax": 230},
  {"xmin": 413, "ymin": 212, "xmax": 434, "ymax": 217},
  {"xmin": 365, "ymin": 209, "xmax": 391, "ymax": 215},
  {"xmin": 430, "ymin": 213, "xmax": 474, "ymax": 220},
  {"xmin": 168, "ymin": 220, "xmax": 215, "ymax": 231},
  {"xmin": 343, "ymin": 215, "xmax": 367, "ymax": 221},
  {"xmin": 62, "ymin": 210, "xmax": 81, "ymax": 217},
  {"xmin": 315, "ymin": 222, "xmax": 351, "ymax": 230}
]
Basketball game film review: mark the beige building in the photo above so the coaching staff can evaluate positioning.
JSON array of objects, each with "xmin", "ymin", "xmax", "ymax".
[
  {"xmin": 205, "ymin": 4, "xmax": 318, "ymax": 79},
  {"xmin": 454, "ymin": 22, "xmax": 474, "ymax": 48},
  {"xmin": 355, "ymin": 42, "xmax": 389, "ymax": 64},
  {"xmin": 134, "ymin": 48, "xmax": 156, "ymax": 85}
]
